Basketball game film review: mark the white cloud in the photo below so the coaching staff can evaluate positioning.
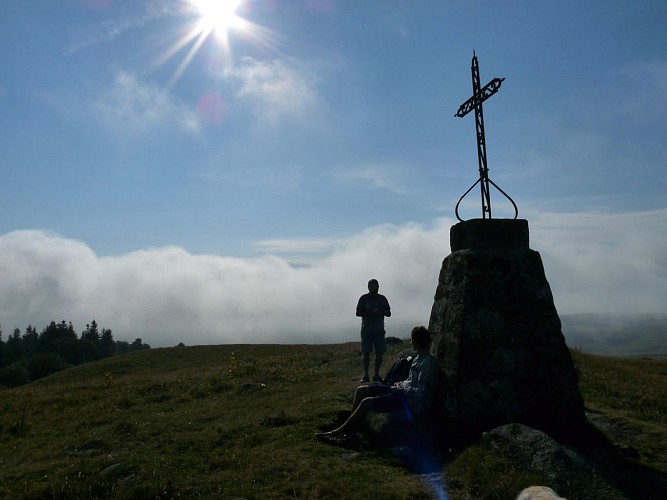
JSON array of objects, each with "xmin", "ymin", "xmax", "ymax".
[
  {"xmin": 253, "ymin": 237, "xmax": 345, "ymax": 262},
  {"xmin": 528, "ymin": 208, "xmax": 667, "ymax": 314},
  {"xmin": 2, "ymin": 210, "xmax": 666, "ymax": 347},
  {"xmin": 68, "ymin": 14, "xmax": 149, "ymax": 54},
  {"xmin": 0, "ymin": 223, "xmax": 448, "ymax": 347},
  {"xmin": 67, "ymin": 1, "xmax": 183, "ymax": 54},
  {"xmin": 333, "ymin": 162, "xmax": 414, "ymax": 194},
  {"xmin": 94, "ymin": 70, "xmax": 202, "ymax": 134},
  {"xmin": 224, "ymin": 57, "xmax": 321, "ymax": 128}
]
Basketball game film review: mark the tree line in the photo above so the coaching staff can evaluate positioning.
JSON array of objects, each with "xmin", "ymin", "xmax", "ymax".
[{"xmin": 0, "ymin": 320, "xmax": 150, "ymax": 387}]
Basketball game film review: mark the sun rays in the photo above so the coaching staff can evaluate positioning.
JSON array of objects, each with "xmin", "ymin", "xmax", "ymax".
[
  {"xmin": 191, "ymin": 0, "xmax": 247, "ymax": 37},
  {"xmin": 156, "ymin": 0, "xmax": 267, "ymax": 89}
]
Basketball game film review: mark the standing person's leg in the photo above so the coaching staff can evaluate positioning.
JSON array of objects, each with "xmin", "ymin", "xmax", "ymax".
[
  {"xmin": 374, "ymin": 353, "xmax": 383, "ymax": 380},
  {"xmin": 360, "ymin": 329, "xmax": 372, "ymax": 382},
  {"xmin": 362, "ymin": 353, "xmax": 370, "ymax": 382},
  {"xmin": 373, "ymin": 331, "xmax": 386, "ymax": 381}
]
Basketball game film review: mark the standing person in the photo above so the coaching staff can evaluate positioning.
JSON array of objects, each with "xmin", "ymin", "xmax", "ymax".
[
  {"xmin": 316, "ymin": 326, "xmax": 439, "ymax": 440},
  {"xmin": 356, "ymin": 278, "xmax": 391, "ymax": 383}
]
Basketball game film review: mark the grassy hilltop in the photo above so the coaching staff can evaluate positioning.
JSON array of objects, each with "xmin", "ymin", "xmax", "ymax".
[{"xmin": 1, "ymin": 342, "xmax": 666, "ymax": 499}]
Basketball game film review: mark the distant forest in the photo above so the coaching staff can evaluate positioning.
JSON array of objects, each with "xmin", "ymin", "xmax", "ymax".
[{"xmin": 0, "ymin": 320, "xmax": 150, "ymax": 388}]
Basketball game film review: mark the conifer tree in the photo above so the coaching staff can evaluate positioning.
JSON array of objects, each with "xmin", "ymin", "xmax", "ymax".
[
  {"xmin": 6, "ymin": 329, "xmax": 22, "ymax": 362},
  {"xmin": 22, "ymin": 326, "xmax": 38, "ymax": 358},
  {"xmin": 100, "ymin": 328, "xmax": 115, "ymax": 358},
  {"xmin": 0, "ymin": 326, "xmax": 5, "ymax": 368},
  {"xmin": 81, "ymin": 320, "xmax": 100, "ymax": 343}
]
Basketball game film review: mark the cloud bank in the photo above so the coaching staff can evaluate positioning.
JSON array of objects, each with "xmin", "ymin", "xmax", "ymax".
[{"xmin": 1, "ymin": 209, "xmax": 666, "ymax": 347}]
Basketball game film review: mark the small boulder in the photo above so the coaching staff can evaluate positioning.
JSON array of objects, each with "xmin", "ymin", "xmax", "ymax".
[{"xmin": 481, "ymin": 423, "xmax": 624, "ymax": 499}]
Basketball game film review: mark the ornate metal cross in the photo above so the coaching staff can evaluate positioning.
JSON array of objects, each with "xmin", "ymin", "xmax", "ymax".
[{"xmin": 454, "ymin": 52, "xmax": 517, "ymax": 221}]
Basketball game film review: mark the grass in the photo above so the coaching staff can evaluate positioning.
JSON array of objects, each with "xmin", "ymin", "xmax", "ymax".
[
  {"xmin": 1, "ymin": 343, "xmax": 429, "ymax": 499},
  {"xmin": 572, "ymin": 351, "xmax": 667, "ymax": 473},
  {"xmin": 1, "ymin": 343, "xmax": 666, "ymax": 499}
]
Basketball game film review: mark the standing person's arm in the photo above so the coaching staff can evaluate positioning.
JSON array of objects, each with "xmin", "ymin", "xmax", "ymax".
[
  {"xmin": 383, "ymin": 296, "xmax": 391, "ymax": 317},
  {"xmin": 356, "ymin": 296, "xmax": 365, "ymax": 317}
]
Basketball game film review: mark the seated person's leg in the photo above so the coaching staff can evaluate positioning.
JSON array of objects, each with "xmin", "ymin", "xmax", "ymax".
[
  {"xmin": 352, "ymin": 384, "xmax": 380, "ymax": 410},
  {"xmin": 318, "ymin": 386, "xmax": 398, "ymax": 438}
]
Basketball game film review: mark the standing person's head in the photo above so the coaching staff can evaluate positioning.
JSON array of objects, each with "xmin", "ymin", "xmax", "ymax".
[
  {"xmin": 367, "ymin": 279, "xmax": 379, "ymax": 294},
  {"xmin": 411, "ymin": 326, "xmax": 431, "ymax": 351}
]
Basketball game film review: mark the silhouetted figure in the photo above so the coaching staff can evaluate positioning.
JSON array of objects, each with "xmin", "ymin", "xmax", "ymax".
[
  {"xmin": 356, "ymin": 279, "xmax": 391, "ymax": 382},
  {"xmin": 317, "ymin": 326, "xmax": 438, "ymax": 440}
]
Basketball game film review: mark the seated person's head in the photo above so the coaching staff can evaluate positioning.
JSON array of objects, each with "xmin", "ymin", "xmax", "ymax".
[{"xmin": 411, "ymin": 326, "xmax": 431, "ymax": 350}]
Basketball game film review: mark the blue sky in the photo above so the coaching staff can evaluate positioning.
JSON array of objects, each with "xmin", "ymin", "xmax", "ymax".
[{"xmin": 1, "ymin": 1, "xmax": 666, "ymax": 346}]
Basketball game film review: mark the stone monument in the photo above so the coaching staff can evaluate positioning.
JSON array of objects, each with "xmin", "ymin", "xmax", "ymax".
[
  {"xmin": 429, "ymin": 219, "xmax": 585, "ymax": 438},
  {"xmin": 428, "ymin": 54, "xmax": 585, "ymax": 439}
]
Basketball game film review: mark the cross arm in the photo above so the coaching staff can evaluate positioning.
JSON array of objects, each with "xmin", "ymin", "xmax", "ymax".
[{"xmin": 454, "ymin": 77, "xmax": 506, "ymax": 118}]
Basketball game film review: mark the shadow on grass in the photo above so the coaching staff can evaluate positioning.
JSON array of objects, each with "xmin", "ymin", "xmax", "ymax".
[
  {"xmin": 318, "ymin": 409, "xmax": 667, "ymax": 499},
  {"xmin": 566, "ymin": 417, "xmax": 667, "ymax": 498},
  {"xmin": 340, "ymin": 411, "xmax": 450, "ymax": 499},
  {"xmin": 445, "ymin": 414, "xmax": 667, "ymax": 499}
]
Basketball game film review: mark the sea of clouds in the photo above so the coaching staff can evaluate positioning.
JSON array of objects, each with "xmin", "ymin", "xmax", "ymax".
[{"xmin": 1, "ymin": 209, "xmax": 666, "ymax": 347}]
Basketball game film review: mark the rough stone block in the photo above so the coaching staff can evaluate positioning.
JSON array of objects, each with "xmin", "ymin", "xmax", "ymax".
[{"xmin": 429, "ymin": 219, "xmax": 585, "ymax": 439}]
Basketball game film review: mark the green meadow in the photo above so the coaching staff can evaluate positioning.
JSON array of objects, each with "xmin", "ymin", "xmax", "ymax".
[{"xmin": 1, "ymin": 342, "xmax": 665, "ymax": 499}]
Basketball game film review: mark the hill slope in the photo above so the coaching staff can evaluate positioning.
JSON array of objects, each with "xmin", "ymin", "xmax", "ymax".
[
  {"xmin": 1, "ymin": 343, "xmax": 431, "ymax": 499},
  {"xmin": 1, "ymin": 343, "xmax": 666, "ymax": 499}
]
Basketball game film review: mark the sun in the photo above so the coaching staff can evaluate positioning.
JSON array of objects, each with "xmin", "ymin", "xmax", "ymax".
[
  {"xmin": 155, "ymin": 0, "xmax": 278, "ymax": 89},
  {"xmin": 157, "ymin": 0, "xmax": 249, "ymax": 88},
  {"xmin": 191, "ymin": 0, "xmax": 246, "ymax": 39}
]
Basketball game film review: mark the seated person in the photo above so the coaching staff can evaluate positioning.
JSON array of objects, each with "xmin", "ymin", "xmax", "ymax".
[{"xmin": 317, "ymin": 326, "xmax": 439, "ymax": 439}]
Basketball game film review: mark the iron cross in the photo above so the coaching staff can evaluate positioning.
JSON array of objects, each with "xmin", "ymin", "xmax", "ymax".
[{"xmin": 454, "ymin": 52, "xmax": 517, "ymax": 221}]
